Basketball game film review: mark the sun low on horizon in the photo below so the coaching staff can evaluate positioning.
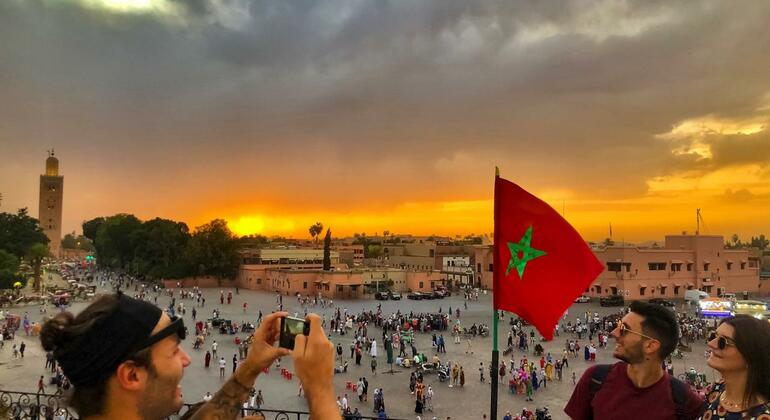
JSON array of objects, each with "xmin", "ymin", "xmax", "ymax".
[{"xmin": 1, "ymin": 0, "xmax": 770, "ymax": 244}]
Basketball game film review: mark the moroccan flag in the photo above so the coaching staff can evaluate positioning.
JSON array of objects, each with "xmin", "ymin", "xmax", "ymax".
[{"xmin": 493, "ymin": 176, "xmax": 604, "ymax": 340}]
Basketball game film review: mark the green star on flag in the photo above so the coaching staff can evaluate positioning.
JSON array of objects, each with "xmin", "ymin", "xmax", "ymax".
[{"xmin": 505, "ymin": 225, "xmax": 546, "ymax": 278}]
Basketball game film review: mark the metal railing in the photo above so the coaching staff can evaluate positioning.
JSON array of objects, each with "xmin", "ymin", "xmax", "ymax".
[{"xmin": 0, "ymin": 390, "xmax": 399, "ymax": 419}]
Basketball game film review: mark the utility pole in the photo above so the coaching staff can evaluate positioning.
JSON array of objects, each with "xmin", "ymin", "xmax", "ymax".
[{"xmin": 696, "ymin": 208, "xmax": 701, "ymax": 235}]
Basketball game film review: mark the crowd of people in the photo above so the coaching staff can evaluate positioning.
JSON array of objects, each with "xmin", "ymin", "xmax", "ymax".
[{"xmin": 4, "ymin": 264, "xmax": 770, "ymax": 420}]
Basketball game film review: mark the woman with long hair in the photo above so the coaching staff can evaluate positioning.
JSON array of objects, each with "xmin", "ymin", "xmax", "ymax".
[{"xmin": 701, "ymin": 314, "xmax": 770, "ymax": 419}]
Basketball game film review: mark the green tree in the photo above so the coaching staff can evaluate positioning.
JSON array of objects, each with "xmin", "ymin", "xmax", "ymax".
[
  {"xmin": 82, "ymin": 217, "xmax": 106, "ymax": 243},
  {"xmin": 185, "ymin": 219, "xmax": 240, "ymax": 280},
  {"xmin": 61, "ymin": 232, "xmax": 78, "ymax": 249},
  {"xmin": 603, "ymin": 238, "xmax": 615, "ymax": 247},
  {"xmin": 239, "ymin": 234, "xmax": 269, "ymax": 247},
  {"xmin": 750, "ymin": 235, "xmax": 769, "ymax": 250},
  {"xmin": 0, "ymin": 249, "xmax": 21, "ymax": 289},
  {"xmin": 309, "ymin": 222, "xmax": 324, "ymax": 243},
  {"xmin": 366, "ymin": 245, "xmax": 382, "ymax": 259},
  {"xmin": 132, "ymin": 218, "xmax": 191, "ymax": 279},
  {"xmin": 0, "ymin": 208, "xmax": 49, "ymax": 259},
  {"xmin": 731, "ymin": 234, "xmax": 740, "ymax": 247},
  {"xmin": 76, "ymin": 235, "xmax": 96, "ymax": 252},
  {"xmin": 323, "ymin": 228, "xmax": 332, "ymax": 271},
  {"xmin": 26, "ymin": 243, "xmax": 49, "ymax": 292},
  {"xmin": 94, "ymin": 214, "xmax": 143, "ymax": 269}
]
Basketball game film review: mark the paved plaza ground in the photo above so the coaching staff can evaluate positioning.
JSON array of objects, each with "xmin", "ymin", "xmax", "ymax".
[{"xmin": 0, "ymin": 278, "xmax": 719, "ymax": 420}]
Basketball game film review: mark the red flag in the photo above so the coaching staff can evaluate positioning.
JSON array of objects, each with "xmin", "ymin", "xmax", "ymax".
[{"xmin": 493, "ymin": 176, "xmax": 604, "ymax": 340}]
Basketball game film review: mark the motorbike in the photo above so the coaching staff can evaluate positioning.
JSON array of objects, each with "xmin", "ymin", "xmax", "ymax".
[
  {"xmin": 535, "ymin": 407, "xmax": 552, "ymax": 420},
  {"xmin": 437, "ymin": 365, "xmax": 450, "ymax": 382},
  {"xmin": 419, "ymin": 362, "xmax": 443, "ymax": 374}
]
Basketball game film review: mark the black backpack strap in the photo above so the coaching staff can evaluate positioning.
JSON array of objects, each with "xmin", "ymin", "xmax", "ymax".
[
  {"xmin": 589, "ymin": 364, "xmax": 613, "ymax": 396},
  {"xmin": 588, "ymin": 364, "xmax": 613, "ymax": 420},
  {"xmin": 669, "ymin": 377, "xmax": 688, "ymax": 420}
]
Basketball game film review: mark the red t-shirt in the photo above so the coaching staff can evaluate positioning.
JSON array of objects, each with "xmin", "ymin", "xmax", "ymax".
[{"xmin": 564, "ymin": 362, "xmax": 704, "ymax": 420}]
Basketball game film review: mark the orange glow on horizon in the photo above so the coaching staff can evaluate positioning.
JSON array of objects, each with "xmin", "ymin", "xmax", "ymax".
[{"xmin": 209, "ymin": 174, "xmax": 770, "ymax": 243}]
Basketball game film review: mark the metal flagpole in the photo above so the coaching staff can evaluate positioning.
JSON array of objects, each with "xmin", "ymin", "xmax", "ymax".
[{"xmin": 491, "ymin": 167, "xmax": 500, "ymax": 420}]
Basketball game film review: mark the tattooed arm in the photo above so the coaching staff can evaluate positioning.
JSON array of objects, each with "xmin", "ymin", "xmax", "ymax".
[
  {"xmin": 189, "ymin": 311, "xmax": 290, "ymax": 419},
  {"xmin": 187, "ymin": 367, "xmax": 256, "ymax": 420}
]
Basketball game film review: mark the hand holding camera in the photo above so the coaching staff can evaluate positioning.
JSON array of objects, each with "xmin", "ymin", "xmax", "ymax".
[
  {"xmin": 243, "ymin": 311, "xmax": 291, "ymax": 375},
  {"xmin": 290, "ymin": 314, "xmax": 338, "ymax": 418}
]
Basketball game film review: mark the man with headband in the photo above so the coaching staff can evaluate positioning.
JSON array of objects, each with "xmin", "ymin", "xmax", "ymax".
[{"xmin": 40, "ymin": 292, "xmax": 341, "ymax": 420}]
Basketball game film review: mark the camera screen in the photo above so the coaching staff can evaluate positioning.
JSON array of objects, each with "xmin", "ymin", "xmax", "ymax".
[
  {"xmin": 279, "ymin": 316, "xmax": 307, "ymax": 349},
  {"xmin": 284, "ymin": 317, "xmax": 306, "ymax": 335}
]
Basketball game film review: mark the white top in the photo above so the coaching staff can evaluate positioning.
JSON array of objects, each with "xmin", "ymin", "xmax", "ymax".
[{"xmin": 219, "ymin": 359, "xmax": 226, "ymax": 368}]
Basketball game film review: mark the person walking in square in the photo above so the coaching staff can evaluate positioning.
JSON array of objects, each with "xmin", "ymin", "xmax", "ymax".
[{"xmin": 218, "ymin": 357, "xmax": 226, "ymax": 378}]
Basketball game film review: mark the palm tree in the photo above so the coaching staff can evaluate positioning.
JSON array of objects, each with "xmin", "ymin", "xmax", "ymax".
[
  {"xmin": 309, "ymin": 222, "xmax": 323, "ymax": 244},
  {"xmin": 26, "ymin": 243, "xmax": 50, "ymax": 292}
]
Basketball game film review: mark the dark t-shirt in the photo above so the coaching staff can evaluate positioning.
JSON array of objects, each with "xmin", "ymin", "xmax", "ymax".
[{"xmin": 565, "ymin": 362, "xmax": 705, "ymax": 420}]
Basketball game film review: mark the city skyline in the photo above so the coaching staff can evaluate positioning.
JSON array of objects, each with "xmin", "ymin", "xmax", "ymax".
[{"xmin": 1, "ymin": 1, "xmax": 769, "ymax": 242}]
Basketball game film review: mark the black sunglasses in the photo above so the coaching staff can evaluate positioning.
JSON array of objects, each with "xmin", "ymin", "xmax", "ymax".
[
  {"xmin": 616, "ymin": 320, "xmax": 658, "ymax": 342},
  {"xmin": 136, "ymin": 316, "xmax": 187, "ymax": 351},
  {"xmin": 708, "ymin": 332, "xmax": 736, "ymax": 350}
]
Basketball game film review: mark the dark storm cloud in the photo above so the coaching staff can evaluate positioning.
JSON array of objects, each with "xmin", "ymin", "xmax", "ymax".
[{"xmin": 2, "ymin": 0, "xmax": 770, "ymax": 218}]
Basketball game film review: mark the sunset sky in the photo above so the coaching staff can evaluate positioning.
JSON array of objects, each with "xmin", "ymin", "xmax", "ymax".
[{"xmin": 1, "ymin": 0, "xmax": 769, "ymax": 242}]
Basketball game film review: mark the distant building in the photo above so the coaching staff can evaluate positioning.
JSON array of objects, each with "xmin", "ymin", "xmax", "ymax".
[
  {"xmin": 592, "ymin": 235, "xmax": 761, "ymax": 299},
  {"xmin": 226, "ymin": 246, "xmax": 450, "ymax": 298},
  {"xmin": 472, "ymin": 234, "xmax": 765, "ymax": 299},
  {"xmin": 439, "ymin": 255, "xmax": 473, "ymax": 288},
  {"xmin": 382, "ymin": 243, "xmax": 436, "ymax": 270},
  {"xmin": 473, "ymin": 245, "xmax": 494, "ymax": 289},
  {"xmin": 38, "ymin": 151, "xmax": 63, "ymax": 258},
  {"xmin": 333, "ymin": 244, "xmax": 364, "ymax": 267}
]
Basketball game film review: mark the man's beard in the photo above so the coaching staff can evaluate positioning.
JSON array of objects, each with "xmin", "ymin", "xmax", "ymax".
[
  {"xmin": 615, "ymin": 341, "xmax": 645, "ymax": 364},
  {"xmin": 138, "ymin": 368, "xmax": 182, "ymax": 420}
]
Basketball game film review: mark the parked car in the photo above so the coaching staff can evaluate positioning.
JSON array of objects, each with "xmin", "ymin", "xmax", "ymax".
[
  {"xmin": 207, "ymin": 317, "xmax": 229, "ymax": 327},
  {"xmin": 433, "ymin": 290, "xmax": 449, "ymax": 298},
  {"xmin": 574, "ymin": 295, "xmax": 590, "ymax": 303},
  {"xmin": 600, "ymin": 295, "xmax": 625, "ymax": 307},
  {"xmin": 390, "ymin": 292, "xmax": 402, "ymax": 301},
  {"xmin": 429, "ymin": 291, "xmax": 445, "ymax": 299},
  {"xmin": 375, "ymin": 291, "xmax": 391, "ymax": 300},
  {"xmin": 648, "ymin": 298, "xmax": 675, "ymax": 308},
  {"xmin": 435, "ymin": 286, "xmax": 451, "ymax": 297},
  {"xmin": 407, "ymin": 292, "xmax": 423, "ymax": 300},
  {"xmin": 421, "ymin": 292, "xmax": 436, "ymax": 300}
]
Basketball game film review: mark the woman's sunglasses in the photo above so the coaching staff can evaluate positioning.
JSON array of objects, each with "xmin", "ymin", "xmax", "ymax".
[{"xmin": 708, "ymin": 332, "xmax": 736, "ymax": 350}]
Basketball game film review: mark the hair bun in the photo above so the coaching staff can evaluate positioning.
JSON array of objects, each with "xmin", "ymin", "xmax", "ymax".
[{"xmin": 40, "ymin": 312, "xmax": 75, "ymax": 352}]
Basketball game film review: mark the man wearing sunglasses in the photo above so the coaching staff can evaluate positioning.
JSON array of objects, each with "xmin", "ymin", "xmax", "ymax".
[
  {"xmin": 40, "ymin": 292, "xmax": 341, "ymax": 420},
  {"xmin": 564, "ymin": 301, "xmax": 704, "ymax": 419}
]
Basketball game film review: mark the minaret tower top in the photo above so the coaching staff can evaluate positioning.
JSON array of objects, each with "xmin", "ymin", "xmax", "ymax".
[{"xmin": 46, "ymin": 149, "xmax": 59, "ymax": 176}]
